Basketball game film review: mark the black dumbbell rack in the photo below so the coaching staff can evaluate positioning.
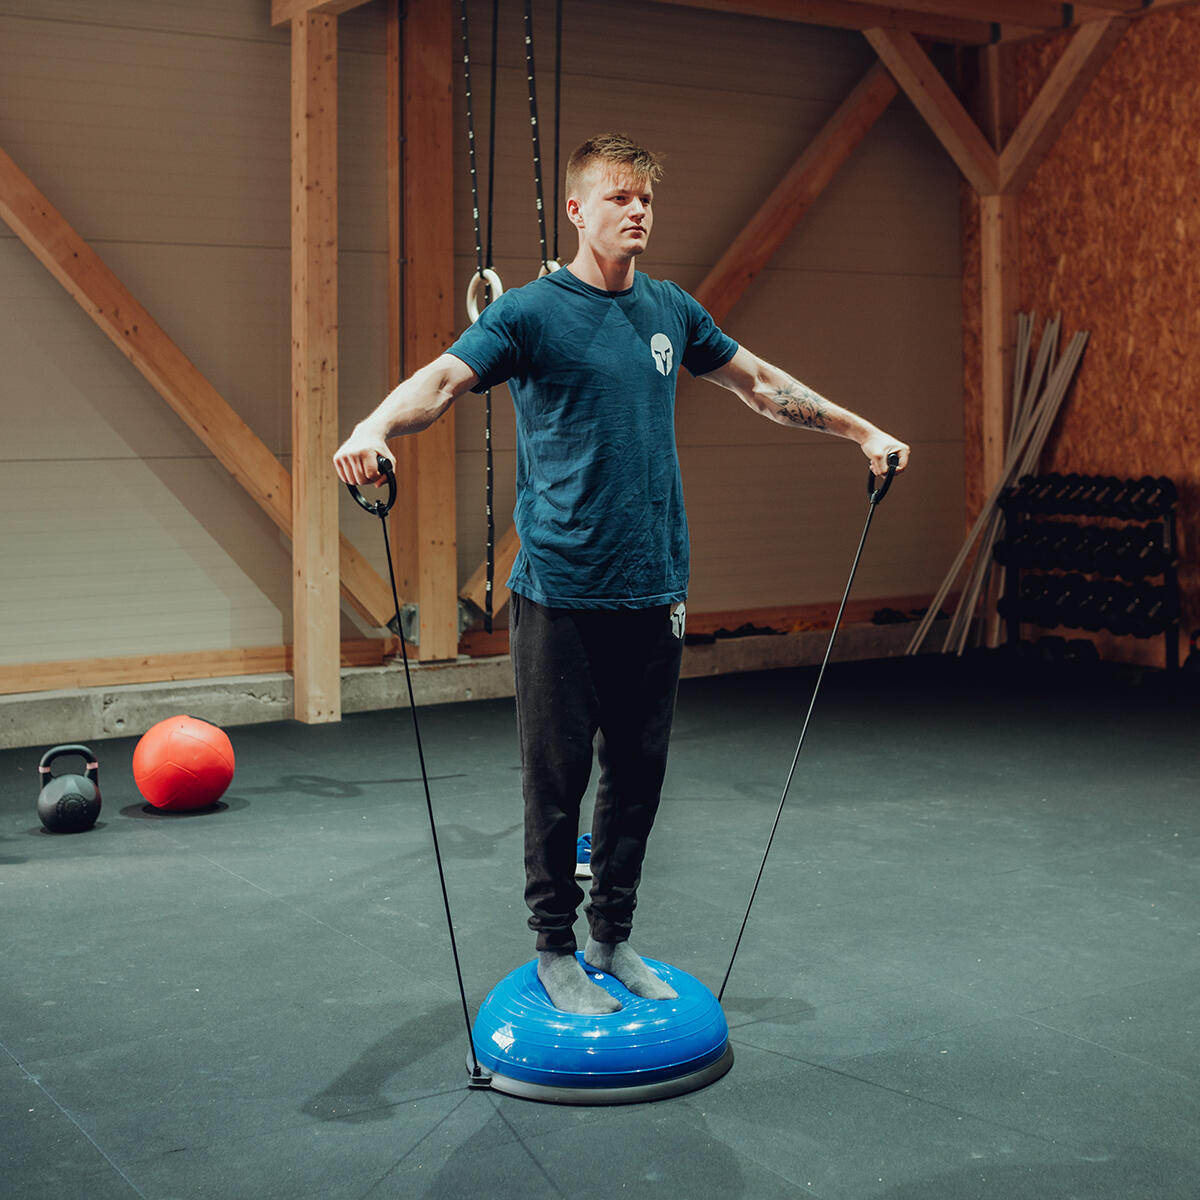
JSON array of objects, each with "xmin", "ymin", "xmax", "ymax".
[{"xmin": 994, "ymin": 474, "xmax": 1180, "ymax": 669}]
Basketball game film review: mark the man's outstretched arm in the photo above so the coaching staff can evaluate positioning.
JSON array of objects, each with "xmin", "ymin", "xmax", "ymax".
[
  {"xmin": 701, "ymin": 346, "xmax": 910, "ymax": 477},
  {"xmin": 333, "ymin": 353, "xmax": 479, "ymax": 487}
]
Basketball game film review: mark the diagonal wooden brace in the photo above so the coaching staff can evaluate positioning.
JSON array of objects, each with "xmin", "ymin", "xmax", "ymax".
[{"xmin": 0, "ymin": 142, "xmax": 394, "ymax": 629}]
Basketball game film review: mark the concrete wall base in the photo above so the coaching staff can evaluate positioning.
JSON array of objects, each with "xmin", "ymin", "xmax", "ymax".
[{"xmin": 1, "ymin": 620, "xmax": 949, "ymax": 751}]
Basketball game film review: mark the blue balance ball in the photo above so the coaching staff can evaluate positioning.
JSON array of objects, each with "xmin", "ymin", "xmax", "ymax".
[{"xmin": 472, "ymin": 954, "xmax": 732, "ymax": 1104}]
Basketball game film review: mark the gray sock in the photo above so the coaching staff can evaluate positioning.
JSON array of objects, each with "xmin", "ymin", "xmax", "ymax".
[
  {"xmin": 537, "ymin": 951, "xmax": 621, "ymax": 1015},
  {"xmin": 583, "ymin": 937, "xmax": 679, "ymax": 1001}
]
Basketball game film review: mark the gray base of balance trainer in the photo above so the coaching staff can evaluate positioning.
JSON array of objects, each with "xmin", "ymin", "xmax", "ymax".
[{"xmin": 471, "ymin": 1042, "xmax": 734, "ymax": 1106}]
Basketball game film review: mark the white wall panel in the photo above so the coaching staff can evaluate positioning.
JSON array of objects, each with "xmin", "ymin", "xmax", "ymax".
[
  {"xmin": 1, "ymin": 0, "xmax": 964, "ymax": 673},
  {"xmin": 0, "ymin": 2, "xmax": 387, "ymax": 667},
  {"xmin": 0, "ymin": 457, "xmax": 289, "ymax": 664}
]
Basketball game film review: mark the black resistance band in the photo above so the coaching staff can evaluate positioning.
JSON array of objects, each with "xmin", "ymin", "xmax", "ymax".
[
  {"xmin": 718, "ymin": 453, "xmax": 900, "ymax": 1003},
  {"xmin": 348, "ymin": 458, "xmax": 483, "ymax": 1080}
]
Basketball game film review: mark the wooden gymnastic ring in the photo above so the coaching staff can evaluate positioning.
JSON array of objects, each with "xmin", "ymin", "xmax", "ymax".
[{"xmin": 466, "ymin": 268, "xmax": 504, "ymax": 323}]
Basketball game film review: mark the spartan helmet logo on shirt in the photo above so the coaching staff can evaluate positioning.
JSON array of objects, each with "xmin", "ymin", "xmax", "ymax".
[{"xmin": 650, "ymin": 333, "xmax": 673, "ymax": 376}]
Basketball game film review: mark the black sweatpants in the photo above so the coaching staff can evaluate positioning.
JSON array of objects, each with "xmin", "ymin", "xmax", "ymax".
[{"xmin": 509, "ymin": 592, "xmax": 685, "ymax": 953}]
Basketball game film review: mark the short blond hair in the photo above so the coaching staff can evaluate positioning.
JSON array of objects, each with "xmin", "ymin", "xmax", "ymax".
[{"xmin": 565, "ymin": 133, "xmax": 664, "ymax": 199}]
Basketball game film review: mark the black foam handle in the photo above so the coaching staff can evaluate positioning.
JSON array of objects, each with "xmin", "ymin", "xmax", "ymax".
[
  {"xmin": 868, "ymin": 451, "xmax": 901, "ymax": 505},
  {"xmin": 347, "ymin": 455, "xmax": 397, "ymax": 518}
]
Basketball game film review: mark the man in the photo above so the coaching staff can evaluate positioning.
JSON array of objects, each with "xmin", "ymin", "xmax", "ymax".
[{"xmin": 334, "ymin": 133, "xmax": 910, "ymax": 1015}]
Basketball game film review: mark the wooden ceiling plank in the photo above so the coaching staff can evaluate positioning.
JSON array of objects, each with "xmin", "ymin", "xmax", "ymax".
[
  {"xmin": 271, "ymin": 0, "xmax": 374, "ymax": 28},
  {"xmin": 0, "ymin": 141, "xmax": 394, "ymax": 629},
  {"xmin": 1142, "ymin": 0, "xmax": 1200, "ymax": 12},
  {"xmin": 844, "ymin": 0, "xmax": 1065, "ymax": 29},
  {"xmin": 650, "ymin": 0, "xmax": 997, "ymax": 46},
  {"xmin": 865, "ymin": 27, "xmax": 1000, "ymax": 194},
  {"xmin": 1075, "ymin": 0, "xmax": 1147, "ymax": 11},
  {"xmin": 999, "ymin": 15, "xmax": 1128, "ymax": 193}
]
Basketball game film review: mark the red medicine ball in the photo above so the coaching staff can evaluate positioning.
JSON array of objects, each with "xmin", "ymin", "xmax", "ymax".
[{"xmin": 132, "ymin": 715, "xmax": 235, "ymax": 811}]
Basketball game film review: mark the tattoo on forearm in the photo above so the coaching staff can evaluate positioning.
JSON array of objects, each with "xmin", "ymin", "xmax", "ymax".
[{"xmin": 770, "ymin": 381, "xmax": 828, "ymax": 430}]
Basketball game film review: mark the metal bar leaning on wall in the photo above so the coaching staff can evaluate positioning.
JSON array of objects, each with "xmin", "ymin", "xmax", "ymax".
[{"xmin": 906, "ymin": 315, "xmax": 1089, "ymax": 656}]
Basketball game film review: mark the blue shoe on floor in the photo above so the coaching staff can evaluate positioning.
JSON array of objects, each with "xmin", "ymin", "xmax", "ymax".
[{"xmin": 575, "ymin": 832, "xmax": 593, "ymax": 880}]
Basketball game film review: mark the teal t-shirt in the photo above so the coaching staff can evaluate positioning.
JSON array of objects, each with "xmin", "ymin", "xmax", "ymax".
[{"xmin": 447, "ymin": 267, "xmax": 738, "ymax": 609}]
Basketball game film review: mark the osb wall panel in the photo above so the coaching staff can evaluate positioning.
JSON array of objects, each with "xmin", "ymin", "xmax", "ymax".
[{"xmin": 963, "ymin": 11, "xmax": 1200, "ymax": 662}]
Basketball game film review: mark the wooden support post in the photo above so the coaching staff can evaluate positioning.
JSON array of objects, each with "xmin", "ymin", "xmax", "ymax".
[
  {"xmin": 386, "ymin": 0, "xmax": 403, "ymax": 395},
  {"xmin": 291, "ymin": 13, "xmax": 341, "ymax": 723},
  {"xmin": 977, "ymin": 42, "xmax": 1019, "ymax": 505},
  {"xmin": 979, "ymin": 193, "xmax": 1020, "ymax": 504},
  {"xmin": 402, "ymin": 0, "xmax": 459, "ymax": 661},
  {"xmin": 386, "ymin": 0, "xmax": 419, "ymax": 614}
]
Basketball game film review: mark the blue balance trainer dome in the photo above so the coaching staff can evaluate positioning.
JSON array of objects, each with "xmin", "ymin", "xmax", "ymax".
[{"xmin": 471, "ymin": 954, "xmax": 733, "ymax": 1104}]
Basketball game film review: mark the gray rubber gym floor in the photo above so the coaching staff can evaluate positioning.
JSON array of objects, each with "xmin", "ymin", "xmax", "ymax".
[{"xmin": 3, "ymin": 654, "xmax": 1198, "ymax": 1199}]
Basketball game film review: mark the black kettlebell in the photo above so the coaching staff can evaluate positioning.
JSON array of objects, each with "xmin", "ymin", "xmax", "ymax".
[{"xmin": 37, "ymin": 744, "xmax": 101, "ymax": 834}]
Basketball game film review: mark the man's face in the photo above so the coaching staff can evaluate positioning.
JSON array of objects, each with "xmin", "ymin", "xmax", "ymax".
[{"xmin": 569, "ymin": 166, "xmax": 654, "ymax": 262}]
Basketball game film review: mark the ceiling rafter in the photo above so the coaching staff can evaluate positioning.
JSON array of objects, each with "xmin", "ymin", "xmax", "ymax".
[
  {"xmin": 865, "ymin": 27, "xmax": 1001, "ymax": 191},
  {"xmin": 653, "ymin": 0, "xmax": 1199, "ymax": 43},
  {"xmin": 650, "ymin": 0, "xmax": 1005, "ymax": 45},
  {"xmin": 271, "ymin": 0, "xmax": 372, "ymax": 27}
]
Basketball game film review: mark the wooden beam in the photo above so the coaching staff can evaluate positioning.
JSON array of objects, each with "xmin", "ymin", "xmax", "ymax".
[
  {"xmin": 0, "ymin": 142, "xmax": 394, "ymax": 630},
  {"xmin": 403, "ymin": 0, "xmax": 459, "ymax": 661},
  {"xmin": 0, "ymin": 639, "xmax": 402, "ymax": 697},
  {"xmin": 979, "ymin": 192, "xmax": 1020, "ymax": 496},
  {"xmin": 386, "ymin": 0, "xmax": 402, "ymax": 395},
  {"xmin": 850, "ymin": 0, "xmax": 1072, "ymax": 28},
  {"xmin": 271, "ymin": 0, "xmax": 373, "ymax": 27},
  {"xmin": 865, "ymin": 28, "xmax": 1000, "ymax": 195},
  {"xmin": 385, "ymin": 0, "xmax": 420, "ymax": 613},
  {"xmin": 1082, "ymin": 0, "xmax": 1151, "ymax": 11},
  {"xmin": 652, "ymin": 0, "xmax": 1192, "ymax": 38},
  {"xmin": 651, "ymin": 0, "xmax": 1001, "ymax": 45},
  {"xmin": 998, "ymin": 17, "xmax": 1128, "ymax": 194},
  {"xmin": 291, "ymin": 12, "xmax": 341, "ymax": 723},
  {"xmin": 977, "ymin": 40, "xmax": 1020, "ymax": 152},
  {"xmin": 694, "ymin": 62, "xmax": 898, "ymax": 325},
  {"xmin": 1141, "ymin": 0, "xmax": 1200, "ymax": 13}
]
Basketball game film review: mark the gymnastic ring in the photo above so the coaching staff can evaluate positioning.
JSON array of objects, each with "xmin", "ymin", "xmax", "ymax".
[
  {"xmin": 538, "ymin": 259, "xmax": 561, "ymax": 277},
  {"xmin": 466, "ymin": 268, "xmax": 504, "ymax": 323}
]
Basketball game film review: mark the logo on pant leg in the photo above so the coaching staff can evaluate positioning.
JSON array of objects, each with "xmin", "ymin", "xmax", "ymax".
[{"xmin": 671, "ymin": 602, "xmax": 686, "ymax": 640}]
